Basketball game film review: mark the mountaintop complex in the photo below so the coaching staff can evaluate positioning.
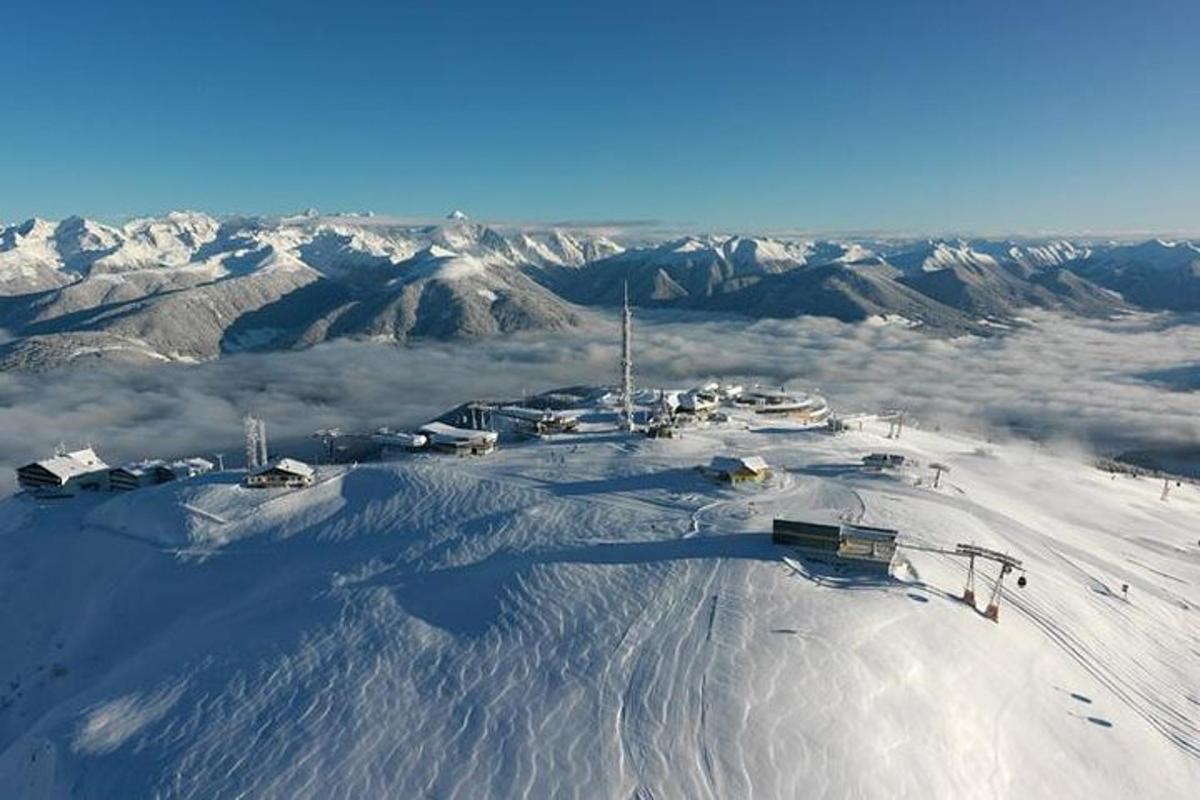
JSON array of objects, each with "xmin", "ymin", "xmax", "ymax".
[{"xmin": 1, "ymin": 390, "xmax": 1197, "ymax": 798}]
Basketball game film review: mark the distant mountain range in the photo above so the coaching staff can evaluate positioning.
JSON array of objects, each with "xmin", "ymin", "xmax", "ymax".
[{"xmin": 1, "ymin": 210, "xmax": 1197, "ymax": 370}]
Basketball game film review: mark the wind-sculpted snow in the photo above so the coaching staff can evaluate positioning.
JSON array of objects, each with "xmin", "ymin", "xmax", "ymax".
[
  {"xmin": 0, "ymin": 414, "xmax": 1197, "ymax": 798},
  {"xmin": 72, "ymin": 682, "xmax": 188, "ymax": 756}
]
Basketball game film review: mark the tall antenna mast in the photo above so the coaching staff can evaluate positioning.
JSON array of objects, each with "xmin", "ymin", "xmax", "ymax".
[{"xmin": 620, "ymin": 281, "xmax": 634, "ymax": 431}]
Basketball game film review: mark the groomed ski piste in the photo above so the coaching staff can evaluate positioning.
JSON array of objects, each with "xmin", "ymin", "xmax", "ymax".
[{"xmin": 1, "ymin": 399, "xmax": 1198, "ymax": 799}]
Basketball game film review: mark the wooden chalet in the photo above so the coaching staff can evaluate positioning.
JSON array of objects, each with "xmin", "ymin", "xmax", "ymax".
[
  {"xmin": 244, "ymin": 457, "xmax": 315, "ymax": 489},
  {"xmin": 110, "ymin": 460, "xmax": 172, "ymax": 491},
  {"xmin": 110, "ymin": 457, "xmax": 214, "ymax": 491},
  {"xmin": 16, "ymin": 447, "xmax": 110, "ymax": 496},
  {"xmin": 703, "ymin": 455, "xmax": 771, "ymax": 484}
]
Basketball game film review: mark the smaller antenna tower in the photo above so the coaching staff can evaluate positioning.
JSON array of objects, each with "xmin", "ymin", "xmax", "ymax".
[
  {"xmin": 245, "ymin": 415, "xmax": 260, "ymax": 470},
  {"xmin": 244, "ymin": 414, "xmax": 268, "ymax": 469}
]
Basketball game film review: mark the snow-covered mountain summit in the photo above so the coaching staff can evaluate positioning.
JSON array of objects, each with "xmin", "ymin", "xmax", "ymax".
[
  {"xmin": 881, "ymin": 239, "xmax": 1001, "ymax": 275},
  {"xmin": 0, "ymin": 408, "xmax": 1196, "ymax": 798}
]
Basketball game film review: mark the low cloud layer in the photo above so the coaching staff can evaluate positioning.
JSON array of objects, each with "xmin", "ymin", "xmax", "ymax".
[{"xmin": 1, "ymin": 311, "xmax": 1197, "ymax": 494}]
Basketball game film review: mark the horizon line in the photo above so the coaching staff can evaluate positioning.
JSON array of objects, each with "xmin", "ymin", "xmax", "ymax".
[{"xmin": 3, "ymin": 208, "xmax": 1199, "ymax": 243}]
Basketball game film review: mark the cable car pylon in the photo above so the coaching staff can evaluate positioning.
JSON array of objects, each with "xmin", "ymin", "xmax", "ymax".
[
  {"xmin": 955, "ymin": 544, "xmax": 1024, "ymax": 623},
  {"xmin": 897, "ymin": 540, "xmax": 1027, "ymax": 625}
]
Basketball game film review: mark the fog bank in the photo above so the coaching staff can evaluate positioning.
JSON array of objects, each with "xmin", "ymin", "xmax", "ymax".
[{"xmin": 1, "ymin": 311, "xmax": 1197, "ymax": 494}]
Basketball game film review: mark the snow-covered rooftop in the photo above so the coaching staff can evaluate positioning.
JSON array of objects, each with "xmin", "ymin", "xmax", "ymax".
[
  {"xmin": 419, "ymin": 421, "xmax": 500, "ymax": 444},
  {"xmin": 26, "ymin": 447, "xmax": 108, "ymax": 480},
  {"xmin": 114, "ymin": 459, "xmax": 167, "ymax": 476},
  {"xmin": 250, "ymin": 457, "xmax": 314, "ymax": 478},
  {"xmin": 709, "ymin": 455, "xmax": 770, "ymax": 474}
]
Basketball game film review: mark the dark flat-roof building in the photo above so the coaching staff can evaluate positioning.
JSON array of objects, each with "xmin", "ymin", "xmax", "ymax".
[{"xmin": 773, "ymin": 518, "xmax": 899, "ymax": 572}]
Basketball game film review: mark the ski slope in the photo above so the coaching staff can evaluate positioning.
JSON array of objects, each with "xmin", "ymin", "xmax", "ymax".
[{"xmin": 0, "ymin": 410, "xmax": 1197, "ymax": 798}]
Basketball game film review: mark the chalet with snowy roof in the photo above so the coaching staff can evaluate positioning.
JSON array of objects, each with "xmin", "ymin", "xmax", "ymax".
[
  {"xmin": 418, "ymin": 422, "xmax": 498, "ymax": 456},
  {"xmin": 244, "ymin": 457, "xmax": 315, "ymax": 489},
  {"xmin": 109, "ymin": 460, "xmax": 170, "ymax": 491},
  {"xmin": 110, "ymin": 457, "xmax": 214, "ymax": 491},
  {"xmin": 16, "ymin": 447, "xmax": 111, "ymax": 496},
  {"xmin": 703, "ymin": 455, "xmax": 771, "ymax": 484}
]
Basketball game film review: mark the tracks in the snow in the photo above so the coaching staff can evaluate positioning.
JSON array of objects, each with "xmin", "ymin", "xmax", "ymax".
[
  {"xmin": 1007, "ymin": 587, "xmax": 1200, "ymax": 759},
  {"xmin": 899, "ymin": 488, "xmax": 1200, "ymax": 761}
]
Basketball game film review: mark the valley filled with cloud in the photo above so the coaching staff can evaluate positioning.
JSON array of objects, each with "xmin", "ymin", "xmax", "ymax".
[{"xmin": 2, "ymin": 310, "xmax": 1196, "ymax": 494}]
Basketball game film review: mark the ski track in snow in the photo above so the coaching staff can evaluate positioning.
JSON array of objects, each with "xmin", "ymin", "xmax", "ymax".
[{"xmin": 898, "ymin": 487, "xmax": 1200, "ymax": 759}]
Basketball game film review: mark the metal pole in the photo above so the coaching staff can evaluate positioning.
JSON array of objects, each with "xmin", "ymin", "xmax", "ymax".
[
  {"xmin": 984, "ymin": 564, "xmax": 1010, "ymax": 622},
  {"xmin": 963, "ymin": 554, "xmax": 976, "ymax": 605}
]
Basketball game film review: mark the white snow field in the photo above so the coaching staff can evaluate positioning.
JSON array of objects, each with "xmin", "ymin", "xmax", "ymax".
[{"xmin": 0, "ymin": 409, "xmax": 1198, "ymax": 799}]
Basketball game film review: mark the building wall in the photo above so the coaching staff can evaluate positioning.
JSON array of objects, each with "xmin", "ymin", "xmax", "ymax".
[
  {"xmin": 17, "ymin": 465, "xmax": 64, "ymax": 491},
  {"xmin": 245, "ymin": 472, "xmax": 312, "ymax": 488},
  {"xmin": 430, "ymin": 441, "xmax": 495, "ymax": 456},
  {"xmin": 772, "ymin": 520, "xmax": 840, "ymax": 552},
  {"xmin": 110, "ymin": 470, "xmax": 158, "ymax": 491},
  {"xmin": 65, "ymin": 471, "xmax": 110, "ymax": 494}
]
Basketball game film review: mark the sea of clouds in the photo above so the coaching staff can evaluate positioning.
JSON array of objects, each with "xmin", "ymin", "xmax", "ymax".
[{"xmin": 0, "ymin": 311, "xmax": 1197, "ymax": 494}]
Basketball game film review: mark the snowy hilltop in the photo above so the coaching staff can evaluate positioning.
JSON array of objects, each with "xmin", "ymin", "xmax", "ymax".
[
  {"xmin": 0, "ymin": 397, "xmax": 1197, "ymax": 798},
  {"xmin": 1, "ymin": 210, "xmax": 1199, "ymax": 370}
]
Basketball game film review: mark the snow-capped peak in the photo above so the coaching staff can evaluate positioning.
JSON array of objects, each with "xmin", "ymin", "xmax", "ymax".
[
  {"xmin": 426, "ymin": 244, "xmax": 459, "ymax": 259},
  {"xmin": 9, "ymin": 217, "xmax": 57, "ymax": 242},
  {"xmin": 882, "ymin": 239, "xmax": 1000, "ymax": 274}
]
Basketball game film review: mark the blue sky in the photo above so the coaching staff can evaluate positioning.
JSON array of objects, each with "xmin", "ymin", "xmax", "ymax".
[{"xmin": 2, "ymin": 0, "xmax": 1197, "ymax": 234}]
